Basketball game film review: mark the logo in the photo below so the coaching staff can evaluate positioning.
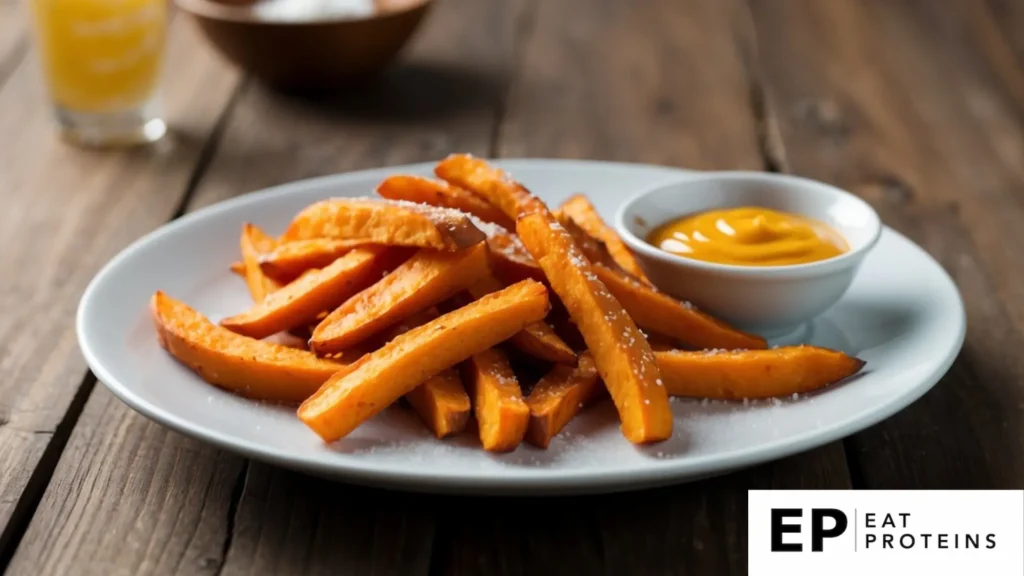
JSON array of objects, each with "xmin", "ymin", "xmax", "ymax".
[
  {"xmin": 770, "ymin": 508, "xmax": 848, "ymax": 552},
  {"xmin": 748, "ymin": 490, "xmax": 1023, "ymax": 576}
]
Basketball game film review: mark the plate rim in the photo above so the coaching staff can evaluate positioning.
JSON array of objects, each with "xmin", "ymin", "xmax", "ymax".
[{"xmin": 76, "ymin": 159, "xmax": 968, "ymax": 494}]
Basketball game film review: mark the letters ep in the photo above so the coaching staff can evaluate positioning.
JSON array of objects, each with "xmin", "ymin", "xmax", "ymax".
[{"xmin": 770, "ymin": 508, "xmax": 848, "ymax": 552}]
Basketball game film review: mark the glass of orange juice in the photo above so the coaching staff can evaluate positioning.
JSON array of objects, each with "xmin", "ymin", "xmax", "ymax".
[{"xmin": 29, "ymin": 0, "xmax": 168, "ymax": 147}]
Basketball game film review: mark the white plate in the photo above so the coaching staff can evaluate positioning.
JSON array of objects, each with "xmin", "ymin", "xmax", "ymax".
[{"xmin": 77, "ymin": 160, "xmax": 966, "ymax": 495}]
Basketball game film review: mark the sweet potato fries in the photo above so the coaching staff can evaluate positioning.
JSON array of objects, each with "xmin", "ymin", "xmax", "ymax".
[{"xmin": 154, "ymin": 154, "xmax": 866, "ymax": 453}]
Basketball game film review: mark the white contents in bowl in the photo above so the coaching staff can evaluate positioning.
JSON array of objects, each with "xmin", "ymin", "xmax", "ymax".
[{"xmin": 248, "ymin": 0, "xmax": 376, "ymax": 22}]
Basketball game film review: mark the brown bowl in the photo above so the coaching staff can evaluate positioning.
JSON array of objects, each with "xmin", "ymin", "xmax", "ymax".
[{"xmin": 176, "ymin": 0, "xmax": 434, "ymax": 90}]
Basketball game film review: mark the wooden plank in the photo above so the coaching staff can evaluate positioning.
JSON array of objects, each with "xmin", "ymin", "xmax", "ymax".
[
  {"xmin": 748, "ymin": 0, "xmax": 1024, "ymax": 487},
  {"xmin": 984, "ymin": 0, "xmax": 1024, "ymax": 73},
  {"xmin": 1, "ymin": 17, "xmax": 243, "ymax": 572},
  {"xmin": 429, "ymin": 1, "xmax": 852, "ymax": 573},
  {"xmin": 497, "ymin": 0, "xmax": 764, "ymax": 170},
  {"xmin": 599, "ymin": 446, "xmax": 849, "ymax": 575},
  {"xmin": 429, "ymin": 446, "xmax": 849, "ymax": 576},
  {"xmin": 5, "ymin": 388, "xmax": 244, "ymax": 576},
  {"xmin": 220, "ymin": 464, "xmax": 434, "ymax": 576},
  {"xmin": 429, "ymin": 492, "xmax": 605, "ymax": 576},
  {"xmin": 0, "ymin": 0, "xmax": 28, "ymax": 89}
]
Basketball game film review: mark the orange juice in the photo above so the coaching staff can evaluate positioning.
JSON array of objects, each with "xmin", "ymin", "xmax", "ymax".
[{"xmin": 31, "ymin": 0, "xmax": 166, "ymax": 114}]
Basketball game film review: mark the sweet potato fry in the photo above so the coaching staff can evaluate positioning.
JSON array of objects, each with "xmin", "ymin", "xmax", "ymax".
[
  {"xmin": 151, "ymin": 291, "xmax": 349, "ymax": 403},
  {"xmin": 525, "ymin": 352, "xmax": 601, "ymax": 448},
  {"xmin": 517, "ymin": 211, "xmax": 672, "ymax": 444},
  {"xmin": 654, "ymin": 346, "xmax": 866, "ymax": 399},
  {"xmin": 240, "ymin": 223, "xmax": 281, "ymax": 303},
  {"xmin": 560, "ymin": 194, "xmax": 651, "ymax": 283},
  {"xmin": 375, "ymin": 307, "xmax": 441, "ymax": 343},
  {"xmin": 230, "ymin": 261, "xmax": 245, "ymax": 276},
  {"xmin": 435, "ymin": 154, "xmax": 547, "ymax": 220},
  {"xmin": 462, "ymin": 348, "xmax": 530, "ymax": 452},
  {"xmin": 553, "ymin": 209, "xmax": 627, "ymax": 273},
  {"xmin": 221, "ymin": 247, "xmax": 398, "ymax": 340},
  {"xmin": 405, "ymin": 368, "xmax": 472, "ymax": 439},
  {"xmin": 297, "ymin": 280, "xmax": 551, "ymax": 442},
  {"xmin": 511, "ymin": 322, "xmax": 578, "ymax": 366},
  {"xmin": 278, "ymin": 276, "xmax": 333, "ymax": 343},
  {"xmin": 590, "ymin": 264, "xmax": 767, "ymax": 351},
  {"xmin": 443, "ymin": 213, "xmax": 546, "ymax": 284},
  {"xmin": 483, "ymin": 227, "xmax": 546, "ymax": 285},
  {"xmin": 281, "ymin": 197, "xmax": 485, "ymax": 250},
  {"xmin": 467, "ymin": 275, "xmax": 576, "ymax": 365},
  {"xmin": 260, "ymin": 238, "xmax": 367, "ymax": 282},
  {"xmin": 369, "ymin": 307, "xmax": 472, "ymax": 438},
  {"xmin": 377, "ymin": 174, "xmax": 515, "ymax": 230},
  {"xmin": 311, "ymin": 244, "xmax": 490, "ymax": 354}
]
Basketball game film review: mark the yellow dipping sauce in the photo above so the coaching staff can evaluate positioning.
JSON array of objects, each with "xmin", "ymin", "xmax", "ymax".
[{"xmin": 647, "ymin": 207, "xmax": 848, "ymax": 266}]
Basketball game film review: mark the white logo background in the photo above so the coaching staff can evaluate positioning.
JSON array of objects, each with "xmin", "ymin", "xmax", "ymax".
[{"xmin": 748, "ymin": 490, "xmax": 1023, "ymax": 575}]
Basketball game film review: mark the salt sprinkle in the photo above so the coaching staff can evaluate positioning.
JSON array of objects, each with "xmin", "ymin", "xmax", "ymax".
[
  {"xmin": 568, "ymin": 252, "xmax": 588, "ymax": 268},
  {"xmin": 332, "ymin": 195, "xmax": 474, "ymax": 225},
  {"xmin": 466, "ymin": 215, "xmax": 510, "ymax": 238},
  {"xmin": 384, "ymin": 198, "xmax": 475, "ymax": 223}
]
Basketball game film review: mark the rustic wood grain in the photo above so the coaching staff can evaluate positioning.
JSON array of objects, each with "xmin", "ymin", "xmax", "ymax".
[
  {"xmin": 598, "ymin": 445, "xmax": 849, "ymax": 575},
  {"xmin": 5, "ymin": 388, "xmax": 245, "ymax": 576},
  {"xmin": 220, "ymin": 464, "xmax": 434, "ymax": 576},
  {"xmin": 428, "ymin": 446, "xmax": 849, "ymax": 576},
  {"xmin": 984, "ymin": 0, "xmax": 1024, "ymax": 70},
  {"xmin": 972, "ymin": 0, "xmax": 1024, "ymax": 113},
  {"xmin": 748, "ymin": 0, "xmax": 1024, "ymax": 487},
  {"xmin": 0, "ymin": 18, "xmax": 243, "ymax": 573},
  {"xmin": 429, "ymin": 493, "xmax": 605, "ymax": 576},
  {"xmin": 0, "ymin": 0, "xmax": 27, "ymax": 90},
  {"xmin": 497, "ymin": 0, "xmax": 764, "ymax": 170}
]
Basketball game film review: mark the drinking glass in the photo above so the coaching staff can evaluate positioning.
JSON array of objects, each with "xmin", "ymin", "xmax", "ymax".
[{"xmin": 29, "ymin": 0, "xmax": 168, "ymax": 147}]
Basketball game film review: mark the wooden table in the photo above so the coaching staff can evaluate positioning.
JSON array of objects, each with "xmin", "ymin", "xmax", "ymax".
[{"xmin": 1, "ymin": 0, "xmax": 1021, "ymax": 573}]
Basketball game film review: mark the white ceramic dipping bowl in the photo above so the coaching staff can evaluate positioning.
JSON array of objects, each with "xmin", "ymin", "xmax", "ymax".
[{"xmin": 614, "ymin": 172, "xmax": 882, "ymax": 338}]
